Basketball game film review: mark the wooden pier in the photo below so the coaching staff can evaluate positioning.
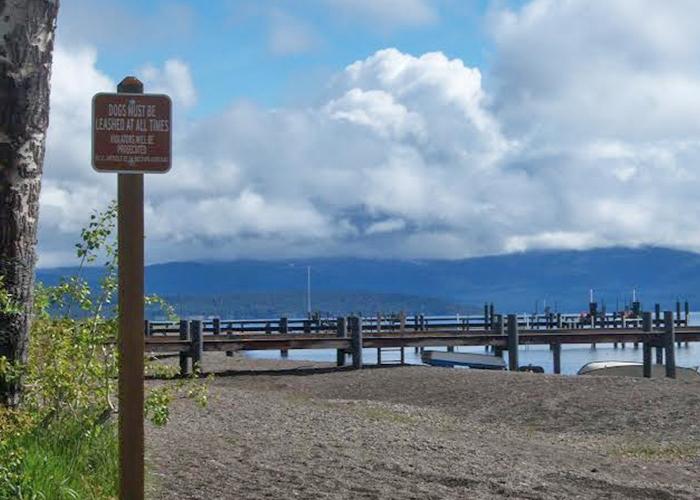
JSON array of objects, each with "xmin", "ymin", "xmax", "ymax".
[{"xmin": 144, "ymin": 307, "xmax": 697, "ymax": 379}]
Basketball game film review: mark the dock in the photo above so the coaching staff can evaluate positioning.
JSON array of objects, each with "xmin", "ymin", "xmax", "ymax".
[{"xmin": 143, "ymin": 306, "xmax": 697, "ymax": 379}]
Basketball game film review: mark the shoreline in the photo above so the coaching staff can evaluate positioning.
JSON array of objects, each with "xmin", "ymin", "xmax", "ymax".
[
  {"xmin": 146, "ymin": 353, "xmax": 700, "ymax": 499},
  {"xmin": 244, "ymin": 342, "xmax": 700, "ymax": 376}
]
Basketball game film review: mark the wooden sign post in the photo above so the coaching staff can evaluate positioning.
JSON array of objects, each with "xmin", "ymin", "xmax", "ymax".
[{"xmin": 92, "ymin": 76, "xmax": 171, "ymax": 500}]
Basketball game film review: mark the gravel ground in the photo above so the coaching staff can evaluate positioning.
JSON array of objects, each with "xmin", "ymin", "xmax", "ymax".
[{"xmin": 146, "ymin": 353, "xmax": 700, "ymax": 499}]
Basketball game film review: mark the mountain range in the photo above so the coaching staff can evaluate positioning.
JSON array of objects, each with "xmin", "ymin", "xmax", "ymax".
[{"xmin": 36, "ymin": 247, "xmax": 700, "ymax": 318}]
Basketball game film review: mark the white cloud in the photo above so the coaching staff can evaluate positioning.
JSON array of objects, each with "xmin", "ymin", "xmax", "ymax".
[
  {"xmin": 325, "ymin": 88, "xmax": 425, "ymax": 140},
  {"xmin": 39, "ymin": 3, "xmax": 700, "ymax": 265},
  {"xmin": 148, "ymin": 189, "xmax": 344, "ymax": 242},
  {"xmin": 483, "ymin": 0, "xmax": 700, "ymax": 254},
  {"xmin": 338, "ymin": 49, "xmax": 510, "ymax": 160},
  {"xmin": 41, "ymin": 44, "xmax": 116, "ymax": 253},
  {"xmin": 504, "ymin": 232, "xmax": 601, "ymax": 253},
  {"xmin": 268, "ymin": 10, "xmax": 318, "ymax": 56},
  {"xmin": 366, "ymin": 218, "xmax": 407, "ymax": 235},
  {"xmin": 323, "ymin": 0, "xmax": 438, "ymax": 28},
  {"xmin": 46, "ymin": 44, "xmax": 113, "ymax": 180},
  {"xmin": 488, "ymin": 0, "xmax": 700, "ymax": 142},
  {"xmin": 41, "ymin": 45, "xmax": 508, "ymax": 265},
  {"xmin": 140, "ymin": 59, "xmax": 197, "ymax": 108}
]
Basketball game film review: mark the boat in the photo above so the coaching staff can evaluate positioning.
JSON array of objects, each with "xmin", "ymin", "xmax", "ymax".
[
  {"xmin": 578, "ymin": 361, "xmax": 700, "ymax": 380},
  {"xmin": 421, "ymin": 350, "xmax": 506, "ymax": 370}
]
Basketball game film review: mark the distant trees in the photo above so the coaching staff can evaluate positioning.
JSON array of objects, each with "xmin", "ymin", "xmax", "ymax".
[{"xmin": 0, "ymin": 0, "xmax": 60, "ymax": 406}]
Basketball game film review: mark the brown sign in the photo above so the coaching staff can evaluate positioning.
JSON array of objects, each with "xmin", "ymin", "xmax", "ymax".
[{"xmin": 92, "ymin": 93, "xmax": 172, "ymax": 173}]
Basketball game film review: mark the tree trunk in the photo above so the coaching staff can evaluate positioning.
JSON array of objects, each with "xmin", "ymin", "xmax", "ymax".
[{"xmin": 0, "ymin": 0, "xmax": 59, "ymax": 406}]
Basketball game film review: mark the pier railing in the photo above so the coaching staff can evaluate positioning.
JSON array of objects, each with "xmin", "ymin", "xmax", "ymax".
[
  {"xmin": 144, "ymin": 308, "xmax": 697, "ymax": 380},
  {"xmin": 144, "ymin": 307, "xmax": 690, "ymax": 337}
]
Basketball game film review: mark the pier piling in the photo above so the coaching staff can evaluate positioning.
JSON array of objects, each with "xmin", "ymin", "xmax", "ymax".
[
  {"xmin": 552, "ymin": 343, "xmax": 561, "ymax": 374},
  {"xmin": 655, "ymin": 347, "xmax": 664, "ymax": 365},
  {"xmin": 507, "ymin": 314, "xmax": 519, "ymax": 371},
  {"xmin": 654, "ymin": 306, "xmax": 664, "ymax": 364},
  {"xmin": 350, "ymin": 316, "xmax": 363, "ymax": 369},
  {"xmin": 336, "ymin": 317, "xmax": 347, "ymax": 367},
  {"xmin": 190, "ymin": 319, "xmax": 203, "ymax": 373},
  {"xmin": 642, "ymin": 312, "xmax": 652, "ymax": 378},
  {"xmin": 494, "ymin": 315, "xmax": 504, "ymax": 358},
  {"xmin": 179, "ymin": 319, "xmax": 189, "ymax": 376},
  {"xmin": 664, "ymin": 311, "xmax": 676, "ymax": 379},
  {"xmin": 280, "ymin": 317, "xmax": 289, "ymax": 358},
  {"xmin": 654, "ymin": 304, "xmax": 661, "ymax": 328}
]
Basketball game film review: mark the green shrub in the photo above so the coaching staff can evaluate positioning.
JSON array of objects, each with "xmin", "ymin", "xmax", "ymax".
[
  {"xmin": 0, "ymin": 202, "xmax": 208, "ymax": 498},
  {"xmin": 1, "ymin": 415, "xmax": 118, "ymax": 499}
]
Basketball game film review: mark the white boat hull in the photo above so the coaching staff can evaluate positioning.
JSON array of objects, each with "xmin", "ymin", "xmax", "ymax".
[
  {"xmin": 421, "ymin": 350, "xmax": 506, "ymax": 370},
  {"xmin": 578, "ymin": 361, "xmax": 700, "ymax": 380}
]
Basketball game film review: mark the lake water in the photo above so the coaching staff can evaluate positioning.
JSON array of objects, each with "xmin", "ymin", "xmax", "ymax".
[{"xmin": 246, "ymin": 314, "xmax": 700, "ymax": 375}]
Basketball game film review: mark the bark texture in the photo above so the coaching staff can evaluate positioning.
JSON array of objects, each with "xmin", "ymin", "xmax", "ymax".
[{"xmin": 0, "ymin": 0, "xmax": 59, "ymax": 406}]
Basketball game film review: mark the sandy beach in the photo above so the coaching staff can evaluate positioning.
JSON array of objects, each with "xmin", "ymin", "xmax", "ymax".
[{"xmin": 146, "ymin": 353, "xmax": 700, "ymax": 499}]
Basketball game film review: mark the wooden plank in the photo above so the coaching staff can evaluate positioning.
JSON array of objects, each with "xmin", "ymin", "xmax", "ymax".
[
  {"xmin": 145, "ymin": 340, "xmax": 190, "ymax": 353},
  {"xmin": 140, "ymin": 327, "xmax": 700, "ymax": 343},
  {"xmin": 141, "ymin": 327, "xmax": 700, "ymax": 356},
  {"xmin": 365, "ymin": 336, "xmax": 508, "ymax": 348},
  {"xmin": 149, "ymin": 326, "xmax": 179, "ymax": 335}
]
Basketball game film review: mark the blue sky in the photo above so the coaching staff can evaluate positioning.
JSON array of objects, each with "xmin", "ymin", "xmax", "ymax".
[
  {"xmin": 59, "ymin": 0, "xmax": 498, "ymax": 116},
  {"xmin": 40, "ymin": 1, "xmax": 700, "ymax": 266}
]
